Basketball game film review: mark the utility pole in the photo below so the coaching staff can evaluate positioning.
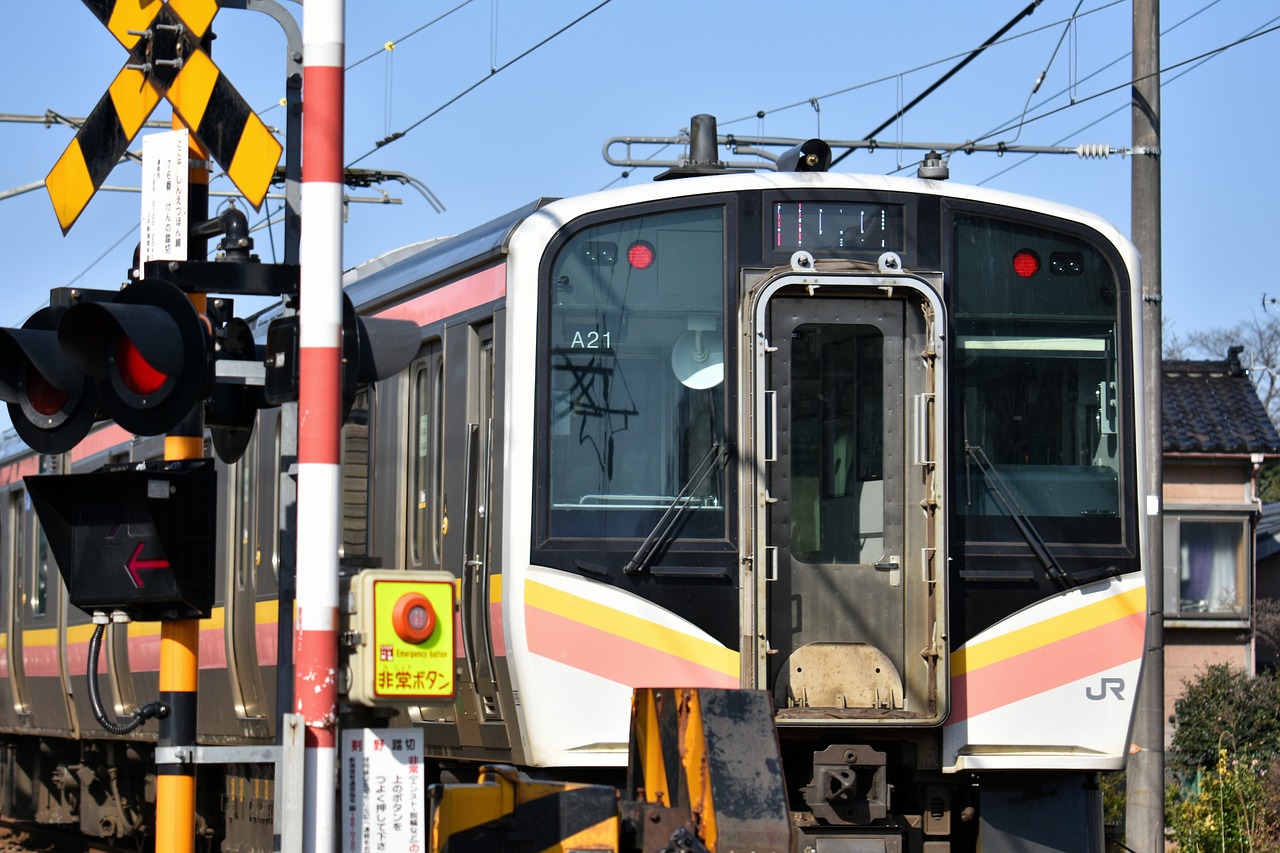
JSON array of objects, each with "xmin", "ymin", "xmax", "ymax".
[{"xmin": 1127, "ymin": 0, "xmax": 1165, "ymax": 848}]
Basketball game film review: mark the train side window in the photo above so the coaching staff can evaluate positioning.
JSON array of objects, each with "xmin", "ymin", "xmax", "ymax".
[
  {"xmin": 233, "ymin": 430, "xmax": 260, "ymax": 591},
  {"xmin": 10, "ymin": 493, "xmax": 26, "ymax": 616},
  {"xmin": 33, "ymin": 524, "xmax": 49, "ymax": 618},
  {"xmin": 409, "ymin": 344, "xmax": 444, "ymax": 568},
  {"xmin": 271, "ymin": 415, "xmax": 283, "ymax": 583},
  {"xmin": 341, "ymin": 387, "xmax": 373, "ymax": 559}
]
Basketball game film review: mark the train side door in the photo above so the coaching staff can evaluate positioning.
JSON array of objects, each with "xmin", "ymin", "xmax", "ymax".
[
  {"xmin": 225, "ymin": 431, "xmax": 271, "ymax": 737},
  {"xmin": 756, "ymin": 276, "xmax": 945, "ymax": 724},
  {"xmin": 4, "ymin": 491, "xmax": 31, "ymax": 723},
  {"xmin": 440, "ymin": 319, "xmax": 506, "ymax": 746},
  {"xmin": 461, "ymin": 324, "xmax": 502, "ymax": 723},
  {"xmin": 7, "ymin": 487, "xmax": 74, "ymax": 734}
]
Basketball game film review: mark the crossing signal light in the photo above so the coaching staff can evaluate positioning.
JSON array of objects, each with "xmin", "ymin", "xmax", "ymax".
[
  {"xmin": 0, "ymin": 304, "xmax": 102, "ymax": 455},
  {"xmin": 264, "ymin": 294, "xmax": 421, "ymax": 421},
  {"xmin": 341, "ymin": 295, "xmax": 421, "ymax": 422},
  {"xmin": 58, "ymin": 279, "xmax": 210, "ymax": 437},
  {"xmin": 205, "ymin": 316, "xmax": 264, "ymax": 465}
]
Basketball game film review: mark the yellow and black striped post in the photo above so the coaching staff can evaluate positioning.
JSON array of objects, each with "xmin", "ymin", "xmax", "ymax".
[
  {"xmin": 156, "ymin": 402, "xmax": 205, "ymax": 853},
  {"xmin": 154, "ymin": 110, "xmax": 211, "ymax": 853}
]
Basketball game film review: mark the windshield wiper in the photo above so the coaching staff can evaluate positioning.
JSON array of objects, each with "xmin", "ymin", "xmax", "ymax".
[
  {"xmin": 964, "ymin": 442, "xmax": 1072, "ymax": 589},
  {"xmin": 623, "ymin": 441, "xmax": 729, "ymax": 576}
]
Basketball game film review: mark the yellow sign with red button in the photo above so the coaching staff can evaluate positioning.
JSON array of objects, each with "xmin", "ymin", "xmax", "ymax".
[
  {"xmin": 345, "ymin": 570, "xmax": 455, "ymax": 706},
  {"xmin": 371, "ymin": 579, "xmax": 454, "ymax": 699}
]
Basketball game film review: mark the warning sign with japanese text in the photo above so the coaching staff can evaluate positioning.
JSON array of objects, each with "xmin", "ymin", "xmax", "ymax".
[{"xmin": 342, "ymin": 728, "xmax": 425, "ymax": 853}]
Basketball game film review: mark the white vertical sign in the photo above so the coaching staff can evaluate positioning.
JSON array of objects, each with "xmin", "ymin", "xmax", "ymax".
[
  {"xmin": 140, "ymin": 129, "xmax": 189, "ymax": 268},
  {"xmin": 341, "ymin": 728, "xmax": 426, "ymax": 853}
]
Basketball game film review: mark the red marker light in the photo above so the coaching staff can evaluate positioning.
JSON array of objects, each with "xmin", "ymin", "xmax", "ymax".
[
  {"xmin": 1012, "ymin": 249, "xmax": 1041, "ymax": 278},
  {"xmin": 627, "ymin": 240, "xmax": 656, "ymax": 270},
  {"xmin": 116, "ymin": 336, "xmax": 168, "ymax": 396},
  {"xmin": 24, "ymin": 366, "xmax": 68, "ymax": 417}
]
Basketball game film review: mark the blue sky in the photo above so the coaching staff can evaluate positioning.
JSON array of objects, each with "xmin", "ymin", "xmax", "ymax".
[{"xmin": 0, "ymin": 0, "xmax": 1276, "ymax": 348}]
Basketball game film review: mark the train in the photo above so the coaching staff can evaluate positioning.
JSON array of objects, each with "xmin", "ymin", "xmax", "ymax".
[{"xmin": 0, "ymin": 137, "xmax": 1148, "ymax": 852}]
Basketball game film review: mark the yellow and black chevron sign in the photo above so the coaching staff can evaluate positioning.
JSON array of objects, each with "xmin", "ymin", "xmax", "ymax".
[{"xmin": 46, "ymin": 0, "xmax": 281, "ymax": 234}]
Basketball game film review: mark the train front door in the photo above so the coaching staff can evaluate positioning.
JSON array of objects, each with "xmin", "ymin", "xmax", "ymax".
[{"xmin": 756, "ymin": 275, "xmax": 945, "ymax": 724}]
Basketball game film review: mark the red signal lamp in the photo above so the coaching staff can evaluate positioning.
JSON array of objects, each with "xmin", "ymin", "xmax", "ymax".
[
  {"xmin": 1012, "ymin": 249, "xmax": 1041, "ymax": 278},
  {"xmin": 627, "ymin": 240, "xmax": 656, "ymax": 270},
  {"xmin": 0, "ymin": 305, "xmax": 102, "ymax": 454},
  {"xmin": 116, "ymin": 336, "xmax": 169, "ymax": 396},
  {"xmin": 58, "ymin": 279, "xmax": 210, "ymax": 437}
]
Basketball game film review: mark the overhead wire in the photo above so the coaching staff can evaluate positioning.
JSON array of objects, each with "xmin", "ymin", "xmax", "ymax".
[
  {"xmin": 720, "ymin": 0, "xmax": 1126, "ymax": 129},
  {"xmin": 978, "ymin": 0, "xmax": 1227, "ymax": 155},
  {"xmin": 347, "ymin": 0, "xmax": 616, "ymax": 167},
  {"xmin": 868, "ymin": 0, "xmax": 1258, "ymax": 179},
  {"xmin": 346, "ymin": 0, "xmax": 480, "ymax": 71},
  {"xmin": 831, "ymin": 0, "xmax": 1047, "ymax": 169},
  {"xmin": 969, "ymin": 22, "xmax": 1280, "ymax": 150},
  {"xmin": 976, "ymin": 10, "xmax": 1280, "ymax": 185},
  {"xmin": 1004, "ymin": 0, "xmax": 1084, "ymax": 146}
]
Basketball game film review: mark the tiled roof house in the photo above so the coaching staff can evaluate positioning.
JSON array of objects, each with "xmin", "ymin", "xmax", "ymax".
[{"xmin": 1161, "ymin": 346, "xmax": 1280, "ymax": 736}]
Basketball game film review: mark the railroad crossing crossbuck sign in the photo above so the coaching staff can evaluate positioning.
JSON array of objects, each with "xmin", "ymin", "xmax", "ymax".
[{"xmin": 46, "ymin": 0, "xmax": 282, "ymax": 233}]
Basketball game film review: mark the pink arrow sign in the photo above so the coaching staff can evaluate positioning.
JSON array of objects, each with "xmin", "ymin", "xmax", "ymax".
[{"xmin": 125, "ymin": 542, "xmax": 170, "ymax": 588}]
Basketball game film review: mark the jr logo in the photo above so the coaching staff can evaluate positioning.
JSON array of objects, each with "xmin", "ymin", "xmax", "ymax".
[{"xmin": 1086, "ymin": 677, "xmax": 1126, "ymax": 700}]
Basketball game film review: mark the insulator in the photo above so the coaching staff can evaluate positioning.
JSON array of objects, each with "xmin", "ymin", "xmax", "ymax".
[{"xmin": 1076, "ymin": 143, "xmax": 1112, "ymax": 159}]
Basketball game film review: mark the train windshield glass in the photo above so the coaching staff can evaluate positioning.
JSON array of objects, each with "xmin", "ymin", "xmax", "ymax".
[
  {"xmin": 545, "ymin": 206, "xmax": 727, "ymax": 541},
  {"xmin": 953, "ymin": 212, "xmax": 1125, "ymax": 545}
]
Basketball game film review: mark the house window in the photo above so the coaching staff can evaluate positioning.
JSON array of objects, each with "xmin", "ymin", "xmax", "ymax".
[{"xmin": 1165, "ymin": 514, "xmax": 1250, "ymax": 618}]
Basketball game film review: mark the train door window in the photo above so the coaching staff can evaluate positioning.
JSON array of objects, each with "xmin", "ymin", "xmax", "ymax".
[
  {"xmin": 788, "ymin": 323, "xmax": 885, "ymax": 565},
  {"xmin": 543, "ymin": 205, "xmax": 728, "ymax": 545},
  {"xmin": 233, "ymin": 430, "xmax": 259, "ymax": 591},
  {"xmin": 409, "ymin": 343, "xmax": 444, "ymax": 568},
  {"xmin": 270, "ymin": 415, "xmax": 283, "ymax": 583},
  {"xmin": 32, "ymin": 525, "xmax": 49, "ymax": 618},
  {"xmin": 952, "ymin": 212, "xmax": 1125, "ymax": 546},
  {"xmin": 11, "ymin": 494, "xmax": 25, "ymax": 615},
  {"xmin": 7, "ymin": 490, "xmax": 30, "ymax": 715},
  {"xmin": 341, "ymin": 388, "xmax": 373, "ymax": 559}
]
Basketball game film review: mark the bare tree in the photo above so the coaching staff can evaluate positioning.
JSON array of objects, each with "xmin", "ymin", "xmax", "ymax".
[{"xmin": 1169, "ymin": 312, "xmax": 1280, "ymax": 424}]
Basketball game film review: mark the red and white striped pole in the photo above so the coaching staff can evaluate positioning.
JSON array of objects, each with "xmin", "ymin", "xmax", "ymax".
[{"xmin": 297, "ymin": 3, "xmax": 344, "ymax": 853}]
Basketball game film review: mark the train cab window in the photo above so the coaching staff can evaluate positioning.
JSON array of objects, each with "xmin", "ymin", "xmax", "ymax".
[
  {"xmin": 341, "ymin": 388, "xmax": 373, "ymax": 559},
  {"xmin": 544, "ymin": 205, "xmax": 729, "ymax": 543},
  {"xmin": 952, "ymin": 212, "xmax": 1126, "ymax": 546},
  {"xmin": 409, "ymin": 346, "xmax": 444, "ymax": 567}
]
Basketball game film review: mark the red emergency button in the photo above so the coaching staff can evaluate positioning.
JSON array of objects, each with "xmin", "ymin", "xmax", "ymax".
[{"xmin": 391, "ymin": 591, "xmax": 438, "ymax": 645}]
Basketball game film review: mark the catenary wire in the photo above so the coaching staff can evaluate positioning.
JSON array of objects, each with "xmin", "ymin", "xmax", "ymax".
[
  {"xmin": 347, "ymin": 0, "xmax": 615, "ymax": 167},
  {"xmin": 720, "ymin": 0, "xmax": 1126, "ymax": 129},
  {"xmin": 975, "ymin": 11, "xmax": 1280, "ymax": 185},
  {"xmin": 346, "ymin": 0, "xmax": 480, "ymax": 71}
]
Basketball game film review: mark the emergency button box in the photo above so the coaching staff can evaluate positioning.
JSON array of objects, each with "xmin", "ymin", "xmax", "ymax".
[{"xmin": 343, "ymin": 570, "xmax": 455, "ymax": 706}]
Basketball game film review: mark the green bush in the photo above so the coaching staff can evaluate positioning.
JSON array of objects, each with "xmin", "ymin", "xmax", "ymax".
[
  {"xmin": 1170, "ymin": 665, "xmax": 1280, "ymax": 774},
  {"xmin": 1165, "ymin": 665, "xmax": 1280, "ymax": 850},
  {"xmin": 1166, "ymin": 750, "xmax": 1278, "ymax": 851}
]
